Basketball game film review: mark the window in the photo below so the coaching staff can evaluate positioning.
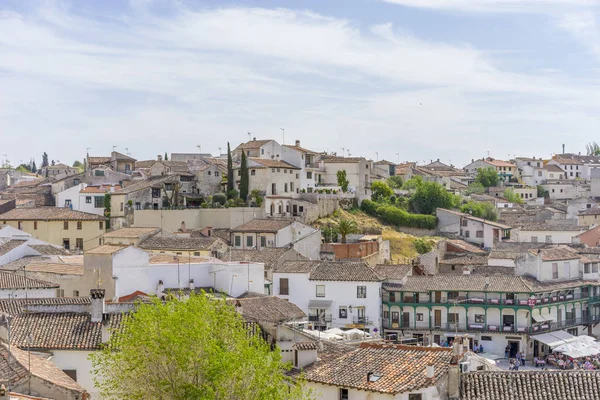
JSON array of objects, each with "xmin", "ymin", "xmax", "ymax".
[
  {"xmin": 62, "ymin": 369, "xmax": 77, "ymax": 381},
  {"xmin": 339, "ymin": 307, "xmax": 348, "ymax": 319},
  {"xmin": 465, "ymin": 231, "xmax": 470, "ymax": 238},
  {"xmin": 564, "ymin": 261, "xmax": 571, "ymax": 276},
  {"xmin": 307, "ymin": 171, "xmax": 313, "ymax": 179},
  {"xmin": 86, "ymin": 196, "xmax": 92, "ymax": 204},
  {"xmin": 237, "ymin": 170, "xmax": 241, "ymax": 176},
  {"xmin": 476, "ymin": 230, "xmax": 484, "ymax": 238},
  {"xmin": 296, "ymin": 173, "xmax": 299, "ymax": 179},
  {"xmin": 261, "ymin": 236, "xmax": 266, "ymax": 247},
  {"xmin": 585, "ymin": 264, "xmax": 591, "ymax": 274},
  {"xmin": 246, "ymin": 236, "xmax": 253, "ymax": 247},
  {"xmin": 194, "ymin": 252, "xmax": 200, "ymax": 256},
  {"xmin": 56, "ymin": 289, "xmax": 65, "ymax": 297},
  {"xmin": 357, "ymin": 286, "xmax": 367, "ymax": 298},
  {"xmin": 234, "ymin": 236, "xmax": 241, "ymax": 247},
  {"xmin": 99, "ymin": 221, "xmax": 103, "ymax": 230},
  {"xmin": 447, "ymin": 313, "xmax": 458, "ymax": 324},
  {"xmin": 251, "ymin": 169, "xmax": 256, "ymax": 176},
  {"xmin": 531, "ymin": 236, "xmax": 538, "ymax": 243},
  {"xmin": 272, "ymin": 168, "xmax": 275, "ymax": 172},
  {"xmin": 95, "ymin": 170, "xmax": 104, "ymax": 176},
  {"xmin": 65, "ymin": 199, "xmax": 72, "ymax": 208},
  {"xmin": 74, "ymin": 178, "xmax": 80, "ymax": 185},
  {"xmin": 284, "ymin": 169, "xmax": 287, "ymax": 173},
  {"xmin": 77, "ymin": 221, "xmax": 82, "ymax": 230},
  {"xmin": 214, "ymin": 172, "xmax": 219, "ymax": 177},
  {"xmin": 552, "ymin": 263, "xmax": 558, "ymax": 279},
  {"xmin": 408, "ymin": 395, "xmax": 422, "ymax": 400},
  {"xmin": 208, "ymin": 171, "xmax": 212, "ymax": 176},
  {"xmin": 33, "ymin": 221, "xmax": 37, "ymax": 230},
  {"xmin": 152, "ymin": 188, "xmax": 161, "ymax": 198},
  {"xmin": 94, "ymin": 196, "xmax": 103, "ymax": 208},
  {"xmin": 481, "ymin": 336, "xmax": 493, "ymax": 341},
  {"xmin": 290, "ymin": 182, "xmax": 294, "ymax": 191},
  {"xmin": 475, "ymin": 314, "xmax": 485, "ymax": 323},
  {"xmin": 538, "ymin": 171, "xmax": 542, "ymax": 176},
  {"xmin": 339, "ymin": 388, "xmax": 349, "ymax": 400},
  {"xmin": 120, "ymin": 202, "xmax": 124, "ymax": 211},
  {"xmin": 545, "ymin": 235, "xmax": 552, "ymax": 243},
  {"xmin": 277, "ymin": 168, "xmax": 281, "ymax": 172},
  {"xmin": 417, "ymin": 313, "xmax": 423, "ymax": 321},
  {"xmin": 76, "ymin": 238, "xmax": 83, "ymax": 250},
  {"xmin": 64, "ymin": 221, "xmax": 69, "ymax": 230},
  {"xmin": 279, "ymin": 278, "xmax": 289, "ymax": 295},
  {"xmin": 135, "ymin": 202, "xmax": 141, "ymax": 210},
  {"xmin": 593, "ymin": 263, "xmax": 599, "ymax": 273},
  {"xmin": 316, "ymin": 285, "xmax": 325, "ymax": 297},
  {"xmin": 284, "ymin": 183, "xmax": 288, "ymax": 192},
  {"xmin": 73, "ymin": 290, "xmax": 79, "ymax": 297},
  {"xmin": 448, "ymin": 291, "xmax": 459, "ymax": 300}
]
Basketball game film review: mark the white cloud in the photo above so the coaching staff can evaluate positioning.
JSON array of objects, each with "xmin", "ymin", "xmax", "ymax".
[
  {"xmin": 0, "ymin": 3, "xmax": 599, "ymax": 166},
  {"xmin": 381, "ymin": 0, "xmax": 596, "ymax": 13}
]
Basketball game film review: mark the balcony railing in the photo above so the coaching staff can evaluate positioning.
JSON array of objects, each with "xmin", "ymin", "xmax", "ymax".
[
  {"xmin": 353, "ymin": 316, "xmax": 372, "ymax": 325},
  {"xmin": 383, "ymin": 294, "xmax": 589, "ymax": 306},
  {"xmin": 382, "ymin": 315, "xmax": 600, "ymax": 334},
  {"xmin": 308, "ymin": 315, "xmax": 332, "ymax": 323}
]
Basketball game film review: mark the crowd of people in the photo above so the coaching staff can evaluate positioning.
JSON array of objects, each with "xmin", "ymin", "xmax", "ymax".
[{"xmin": 535, "ymin": 353, "xmax": 600, "ymax": 370}]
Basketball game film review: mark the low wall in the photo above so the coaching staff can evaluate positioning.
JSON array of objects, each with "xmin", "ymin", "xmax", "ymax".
[{"xmin": 133, "ymin": 208, "xmax": 265, "ymax": 231}]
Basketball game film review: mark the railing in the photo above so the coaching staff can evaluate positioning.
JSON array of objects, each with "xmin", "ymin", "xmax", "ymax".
[
  {"xmin": 383, "ymin": 294, "xmax": 590, "ymax": 306},
  {"xmin": 353, "ymin": 316, "xmax": 372, "ymax": 325},
  {"xmin": 382, "ymin": 315, "xmax": 600, "ymax": 334},
  {"xmin": 308, "ymin": 315, "xmax": 332, "ymax": 323}
]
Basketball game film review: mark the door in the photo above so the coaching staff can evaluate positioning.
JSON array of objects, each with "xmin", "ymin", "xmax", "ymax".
[
  {"xmin": 293, "ymin": 204, "xmax": 298, "ymax": 216},
  {"xmin": 389, "ymin": 291, "xmax": 396, "ymax": 302},
  {"xmin": 503, "ymin": 315, "xmax": 515, "ymax": 329},
  {"xmin": 62, "ymin": 238, "xmax": 70, "ymax": 250},
  {"xmin": 509, "ymin": 341, "xmax": 520, "ymax": 358},
  {"xmin": 434, "ymin": 310, "xmax": 442, "ymax": 328},
  {"xmin": 402, "ymin": 312, "xmax": 410, "ymax": 327},
  {"xmin": 434, "ymin": 334, "xmax": 441, "ymax": 345},
  {"xmin": 557, "ymin": 309, "xmax": 563, "ymax": 323},
  {"xmin": 434, "ymin": 291, "xmax": 441, "ymax": 303},
  {"xmin": 391, "ymin": 312, "xmax": 400, "ymax": 328}
]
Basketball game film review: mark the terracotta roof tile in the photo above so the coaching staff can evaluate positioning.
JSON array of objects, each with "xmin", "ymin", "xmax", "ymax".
[
  {"xmin": 373, "ymin": 264, "xmax": 412, "ymax": 280},
  {"xmin": 400, "ymin": 274, "xmax": 532, "ymax": 293},
  {"xmin": 80, "ymin": 185, "xmax": 121, "ymax": 193},
  {"xmin": 0, "ymin": 207, "xmax": 106, "ymax": 221},
  {"xmin": 25, "ymin": 262, "xmax": 83, "ymax": 275},
  {"xmin": 0, "ymin": 297, "xmax": 91, "ymax": 316},
  {"xmin": 233, "ymin": 219, "xmax": 295, "ymax": 233},
  {"xmin": 221, "ymin": 248, "xmax": 305, "ymax": 268},
  {"xmin": 114, "ymin": 175, "xmax": 176, "ymax": 195},
  {"xmin": 28, "ymin": 244, "xmax": 70, "ymax": 256},
  {"xmin": 275, "ymin": 260, "xmax": 318, "ymax": 274},
  {"xmin": 231, "ymin": 296, "xmax": 306, "ymax": 322},
  {"xmin": 102, "ymin": 227, "xmax": 160, "ymax": 238},
  {"xmin": 309, "ymin": 261, "xmax": 382, "ymax": 282},
  {"xmin": 320, "ymin": 155, "xmax": 364, "ymax": 164},
  {"xmin": 85, "ymin": 244, "xmax": 129, "ymax": 255},
  {"xmin": 528, "ymin": 246, "xmax": 580, "ymax": 261},
  {"xmin": 0, "ymin": 239, "xmax": 26, "ymax": 256},
  {"xmin": 139, "ymin": 236, "xmax": 223, "ymax": 251},
  {"xmin": 0, "ymin": 271, "xmax": 59, "ymax": 289},
  {"xmin": 234, "ymin": 139, "xmax": 273, "ymax": 151},
  {"xmin": 439, "ymin": 255, "xmax": 489, "ymax": 266}
]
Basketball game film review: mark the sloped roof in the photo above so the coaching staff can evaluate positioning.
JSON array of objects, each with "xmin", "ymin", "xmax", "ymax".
[
  {"xmin": 303, "ymin": 343, "xmax": 452, "ymax": 395},
  {"xmin": 528, "ymin": 246, "xmax": 581, "ymax": 261},
  {"xmin": 0, "ymin": 297, "xmax": 90, "ymax": 316},
  {"xmin": 0, "ymin": 207, "xmax": 105, "ymax": 221},
  {"xmin": 28, "ymin": 244, "xmax": 70, "ymax": 256},
  {"xmin": 85, "ymin": 244, "xmax": 129, "ymax": 255},
  {"xmin": 400, "ymin": 274, "xmax": 532, "ymax": 293},
  {"xmin": 275, "ymin": 260, "xmax": 319, "ymax": 274},
  {"xmin": 233, "ymin": 139, "xmax": 273, "ymax": 151},
  {"xmin": 232, "ymin": 296, "xmax": 306, "ymax": 322},
  {"xmin": 320, "ymin": 155, "xmax": 364, "ymax": 164},
  {"xmin": 114, "ymin": 175, "xmax": 175, "ymax": 195},
  {"xmin": 221, "ymin": 248, "xmax": 305, "ymax": 268},
  {"xmin": 372, "ymin": 264, "xmax": 412, "ymax": 280},
  {"xmin": 87, "ymin": 156, "xmax": 111, "ymax": 165},
  {"xmin": 579, "ymin": 206, "xmax": 600, "ymax": 216},
  {"xmin": 309, "ymin": 261, "xmax": 381, "ymax": 282},
  {"xmin": 247, "ymin": 158, "xmax": 300, "ymax": 169},
  {"xmin": 139, "ymin": 236, "xmax": 223, "ymax": 251},
  {"xmin": 102, "ymin": 227, "xmax": 160, "ymax": 238},
  {"xmin": 0, "ymin": 271, "xmax": 59, "ymax": 289},
  {"xmin": 0, "ymin": 239, "xmax": 26, "ymax": 255},
  {"xmin": 233, "ymin": 219, "xmax": 294, "ymax": 233},
  {"xmin": 26, "ymin": 262, "xmax": 83, "ymax": 275}
]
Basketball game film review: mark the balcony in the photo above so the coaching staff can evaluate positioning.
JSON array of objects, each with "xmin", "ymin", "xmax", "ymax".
[
  {"xmin": 353, "ymin": 316, "xmax": 372, "ymax": 325},
  {"xmin": 308, "ymin": 315, "xmax": 332, "ymax": 323},
  {"xmin": 383, "ymin": 293, "xmax": 589, "ymax": 307}
]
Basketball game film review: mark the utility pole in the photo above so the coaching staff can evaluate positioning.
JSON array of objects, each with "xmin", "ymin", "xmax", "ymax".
[
  {"xmin": 396, "ymin": 153, "xmax": 400, "ymax": 164},
  {"xmin": 280, "ymin": 128, "xmax": 285, "ymax": 145},
  {"xmin": 375, "ymin": 152, "xmax": 379, "ymax": 162}
]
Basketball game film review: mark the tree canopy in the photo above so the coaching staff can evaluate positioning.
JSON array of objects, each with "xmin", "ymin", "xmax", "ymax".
[
  {"xmin": 503, "ymin": 189, "xmax": 524, "ymax": 204},
  {"xmin": 587, "ymin": 142, "xmax": 600, "ymax": 156},
  {"xmin": 459, "ymin": 201, "xmax": 498, "ymax": 221},
  {"xmin": 91, "ymin": 294, "xmax": 308, "ymax": 400},
  {"xmin": 240, "ymin": 152, "xmax": 249, "ymax": 202},
  {"xmin": 401, "ymin": 176, "xmax": 423, "ymax": 190},
  {"xmin": 227, "ymin": 142, "xmax": 234, "ymax": 193},
  {"xmin": 474, "ymin": 167, "xmax": 499, "ymax": 188},
  {"xmin": 387, "ymin": 175, "xmax": 403, "ymax": 189},
  {"xmin": 409, "ymin": 181, "xmax": 458, "ymax": 215},
  {"xmin": 465, "ymin": 182, "xmax": 485, "ymax": 195},
  {"xmin": 371, "ymin": 181, "xmax": 393, "ymax": 202},
  {"xmin": 336, "ymin": 170, "xmax": 349, "ymax": 192},
  {"xmin": 336, "ymin": 218, "xmax": 359, "ymax": 243}
]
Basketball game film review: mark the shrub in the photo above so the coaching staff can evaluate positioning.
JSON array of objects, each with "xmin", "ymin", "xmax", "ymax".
[
  {"xmin": 414, "ymin": 238, "xmax": 434, "ymax": 254},
  {"xmin": 360, "ymin": 200, "xmax": 437, "ymax": 229},
  {"xmin": 227, "ymin": 189, "xmax": 239, "ymax": 199},
  {"xmin": 213, "ymin": 193, "xmax": 227, "ymax": 206}
]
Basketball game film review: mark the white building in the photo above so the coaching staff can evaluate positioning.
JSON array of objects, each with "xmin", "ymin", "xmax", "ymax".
[
  {"xmin": 273, "ymin": 260, "xmax": 382, "ymax": 333},
  {"xmin": 509, "ymin": 223, "xmax": 587, "ymax": 244},
  {"xmin": 320, "ymin": 155, "xmax": 372, "ymax": 202},
  {"xmin": 0, "ymin": 270, "xmax": 58, "ymax": 299},
  {"xmin": 56, "ymin": 183, "xmax": 120, "ymax": 215},
  {"xmin": 436, "ymin": 208, "xmax": 512, "ymax": 249}
]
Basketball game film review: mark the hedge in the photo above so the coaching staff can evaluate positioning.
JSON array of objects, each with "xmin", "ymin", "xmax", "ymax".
[{"xmin": 361, "ymin": 200, "xmax": 437, "ymax": 230}]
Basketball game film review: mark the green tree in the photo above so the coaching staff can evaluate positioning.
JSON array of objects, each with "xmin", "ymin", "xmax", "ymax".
[
  {"xmin": 459, "ymin": 201, "xmax": 498, "ymax": 221},
  {"xmin": 503, "ymin": 189, "xmax": 524, "ymax": 204},
  {"xmin": 250, "ymin": 189, "xmax": 264, "ymax": 207},
  {"xmin": 336, "ymin": 170, "xmax": 349, "ymax": 192},
  {"xmin": 537, "ymin": 185, "xmax": 548, "ymax": 198},
  {"xmin": 164, "ymin": 152, "xmax": 169, "ymax": 161},
  {"xmin": 91, "ymin": 294, "xmax": 307, "ymax": 400},
  {"xmin": 414, "ymin": 238, "xmax": 434, "ymax": 254},
  {"xmin": 227, "ymin": 189, "xmax": 239, "ymax": 200},
  {"xmin": 213, "ymin": 193, "xmax": 227, "ymax": 206},
  {"xmin": 401, "ymin": 176, "xmax": 423, "ymax": 190},
  {"xmin": 239, "ymin": 152, "xmax": 249, "ymax": 202},
  {"xmin": 31, "ymin": 160, "xmax": 37, "ymax": 173},
  {"xmin": 73, "ymin": 160, "xmax": 84, "ymax": 173},
  {"xmin": 227, "ymin": 142, "xmax": 234, "ymax": 193},
  {"xmin": 41, "ymin": 152, "xmax": 49, "ymax": 169},
  {"xmin": 465, "ymin": 182, "xmax": 485, "ymax": 195},
  {"xmin": 474, "ymin": 167, "xmax": 499, "ymax": 188},
  {"xmin": 104, "ymin": 193, "xmax": 112, "ymax": 230},
  {"xmin": 371, "ymin": 181, "xmax": 393, "ymax": 202},
  {"xmin": 587, "ymin": 142, "xmax": 600, "ymax": 156},
  {"xmin": 387, "ymin": 175, "xmax": 404, "ymax": 189},
  {"xmin": 336, "ymin": 218, "xmax": 359, "ymax": 244},
  {"xmin": 16, "ymin": 164, "xmax": 30, "ymax": 173},
  {"xmin": 409, "ymin": 181, "xmax": 456, "ymax": 215}
]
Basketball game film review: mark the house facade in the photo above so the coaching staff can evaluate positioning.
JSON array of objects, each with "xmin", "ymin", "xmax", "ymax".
[{"xmin": 436, "ymin": 208, "xmax": 512, "ymax": 249}]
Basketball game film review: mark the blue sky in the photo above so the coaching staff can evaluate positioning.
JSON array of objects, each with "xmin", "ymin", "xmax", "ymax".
[{"xmin": 1, "ymin": 0, "xmax": 599, "ymax": 167}]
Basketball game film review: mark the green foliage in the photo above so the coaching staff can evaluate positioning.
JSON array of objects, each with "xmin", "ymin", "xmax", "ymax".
[
  {"xmin": 465, "ymin": 182, "xmax": 485, "ymax": 195},
  {"xmin": 250, "ymin": 189, "xmax": 264, "ymax": 207},
  {"xmin": 164, "ymin": 152, "xmax": 169, "ymax": 161},
  {"xmin": 371, "ymin": 181, "xmax": 393, "ymax": 202},
  {"xmin": 213, "ymin": 193, "xmax": 227, "ymax": 206},
  {"xmin": 336, "ymin": 218, "xmax": 359, "ymax": 243},
  {"xmin": 537, "ymin": 185, "xmax": 548, "ymax": 198},
  {"xmin": 227, "ymin": 189, "xmax": 239, "ymax": 200},
  {"xmin": 336, "ymin": 170, "xmax": 349, "ymax": 192},
  {"xmin": 414, "ymin": 238, "xmax": 434, "ymax": 254},
  {"xmin": 41, "ymin": 152, "xmax": 49, "ymax": 169},
  {"xmin": 227, "ymin": 142, "xmax": 234, "ymax": 193},
  {"xmin": 459, "ymin": 201, "xmax": 498, "ymax": 221},
  {"xmin": 475, "ymin": 167, "xmax": 499, "ymax": 188},
  {"xmin": 503, "ymin": 189, "xmax": 524, "ymax": 204},
  {"xmin": 16, "ymin": 164, "xmax": 30, "ymax": 173},
  {"xmin": 587, "ymin": 142, "xmax": 600, "ymax": 156},
  {"xmin": 321, "ymin": 225, "xmax": 338, "ymax": 243},
  {"xmin": 409, "ymin": 181, "xmax": 456, "ymax": 215},
  {"xmin": 360, "ymin": 200, "xmax": 437, "ymax": 229},
  {"xmin": 240, "ymin": 152, "xmax": 249, "ymax": 201},
  {"xmin": 401, "ymin": 176, "xmax": 423, "ymax": 190},
  {"xmin": 103, "ymin": 193, "xmax": 111, "ymax": 230},
  {"xmin": 73, "ymin": 160, "xmax": 84, "ymax": 173},
  {"xmin": 31, "ymin": 160, "xmax": 37, "ymax": 173},
  {"xmin": 387, "ymin": 175, "xmax": 404, "ymax": 189},
  {"xmin": 90, "ymin": 294, "xmax": 308, "ymax": 400}
]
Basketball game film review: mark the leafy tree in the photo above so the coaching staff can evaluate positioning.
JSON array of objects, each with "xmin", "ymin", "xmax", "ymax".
[
  {"xmin": 474, "ymin": 167, "xmax": 499, "ymax": 188},
  {"xmin": 227, "ymin": 189, "xmax": 239, "ymax": 200},
  {"xmin": 401, "ymin": 176, "xmax": 423, "ymax": 190},
  {"xmin": 459, "ymin": 201, "xmax": 498, "ymax": 221},
  {"xmin": 164, "ymin": 152, "xmax": 169, "ymax": 161},
  {"xmin": 73, "ymin": 160, "xmax": 84, "ymax": 173},
  {"xmin": 91, "ymin": 294, "xmax": 307, "ymax": 400},
  {"xmin": 336, "ymin": 170, "xmax": 349, "ymax": 192},
  {"xmin": 104, "ymin": 193, "xmax": 111, "ymax": 230},
  {"xmin": 336, "ymin": 218, "xmax": 359, "ymax": 244},
  {"xmin": 387, "ymin": 175, "xmax": 404, "ymax": 189},
  {"xmin": 587, "ymin": 142, "xmax": 600, "ymax": 156},
  {"xmin": 537, "ymin": 185, "xmax": 548, "ymax": 198},
  {"xmin": 227, "ymin": 142, "xmax": 234, "ymax": 193},
  {"xmin": 371, "ymin": 181, "xmax": 393, "ymax": 202},
  {"xmin": 41, "ymin": 152, "xmax": 49, "ymax": 169},
  {"xmin": 16, "ymin": 164, "xmax": 30, "ymax": 173},
  {"xmin": 465, "ymin": 182, "xmax": 485, "ymax": 195},
  {"xmin": 240, "ymin": 152, "xmax": 249, "ymax": 202},
  {"xmin": 250, "ymin": 189, "xmax": 264, "ymax": 207},
  {"xmin": 31, "ymin": 160, "xmax": 37, "ymax": 173},
  {"xmin": 414, "ymin": 238, "xmax": 434, "ymax": 254},
  {"xmin": 503, "ymin": 189, "xmax": 524, "ymax": 204},
  {"xmin": 213, "ymin": 193, "xmax": 227, "ymax": 206},
  {"xmin": 409, "ymin": 181, "xmax": 455, "ymax": 214},
  {"xmin": 51, "ymin": 160, "xmax": 55, "ymax": 166}
]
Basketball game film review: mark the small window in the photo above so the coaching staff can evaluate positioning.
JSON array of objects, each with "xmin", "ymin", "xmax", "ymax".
[
  {"xmin": 476, "ymin": 231, "xmax": 484, "ymax": 238},
  {"xmin": 99, "ymin": 221, "xmax": 104, "ymax": 230},
  {"xmin": 135, "ymin": 202, "xmax": 141, "ymax": 210},
  {"xmin": 56, "ymin": 289, "xmax": 65, "ymax": 297},
  {"xmin": 481, "ymin": 336, "xmax": 493, "ymax": 341},
  {"xmin": 246, "ymin": 236, "xmax": 253, "ymax": 247},
  {"xmin": 94, "ymin": 196, "xmax": 104, "ymax": 208},
  {"xmin": 215, "ymin": 172, "xmax": 219, "ymax": 177},
  {"xmin": 74, "ymin": 178, "xmax": 80, "ymax": 185},
  {"xmin": 62, "ymin": 369, "xmax": 77, "ymax": 381},
  {"xmin": 277, "ymin": 168, "xmax": 281, "ymax": 172},
  {"xmin": 357, "ymin": 286, "xmax": 367, "ymax": 298},
  {"xmin": 234, "ymin": 236, "xmax": 241, "ymax": 247},
  {"xmin": 260, "ymin": 236, "xmax": 266, "ymax": 247},
  {"xmin": 76, "ymin": 238, "xmax": 83, "ymax": 250},
  {"xmin": 408, "ymin": 394, "xmax": 422, "ymax": 400},
  {"xmin": 475, "ymin": 314, "xmax": 484, "ymax": 323},
  {"xmin": 531, "ymin": 236, "xmax": 538, "ymax": 243},
  {"xmin": 86, "ymin": 196, "xmax": 92, "ymax": 204},
  {"xmin": 120, "ymin": 202, "xmax": 124, "ymax": 211},
  {"xmin": 251, "ymin": 170, "xmax": 256, "ymax": 176},
  {"xmin": 545, "ymin": 235, "xmax": 552, "ymax": 243},
  {"xmin": 279, "ymin": 278, "xmax": 289, "ymax": 295},
  {"xmin": 465, "ymin": 231, "xmax": 470, "ymax": 238},
  {"xmin": 73, "ymin": 290, "xmax": 79, "ymax": 297},
  {"xmin": 63, "ymin": 221, "xmax": 69, "ymax": 230},
  {"xmin": 284, "ymin": 183, "xmax": 288, "ymax": 192},
  {"xmin": 307, "ymin": 171, "xmax": 313, "ymax": 179},
  {"xmin": 339, "ymin": 388, "xmax": 349, "ymax": 400},
  {"xmin": 290, "ymin": 182, "xmax": 294, "ymax": 191},
  {"xmin": 417, "ymin": 313, "xmax": 423, "ymax": 321},
  {"xmin": 33, "ymin": 221, "xmax": 37, "ymax": 230},
  {"xmin": 284, "ymin": 169, "xmax": 287, "ymax": 174},
  {"xmin": 316, "ymin": 285, "xmax": 325, "ymax": 297},
  {"xmin": 208, "ymin": 171, "xmax": 212, "ymax": 176},
  {"xmin": 95, "ymin": 170, "xmax": 104, "ymax": 176},
  {"xmin": 272, "ymin": 169, "xmax": 275, "ymax": 173},
  {"xmin": 237, "ymin": 170, "xmax": 241, "ymax": 176},
  {"xmin": 77, "ymin": 221, "xmax": 82, "ymax": 230},
  {"xmin": 339, "ymin": 307, "xmax": 348, "ymax": 319},
  {"xmin": 194, "ymin": 252, "xmax": 200, "ymax": 256},
  {"xmin": 552, "ymin": 263, "xmax": 559, "ymax": 279}
]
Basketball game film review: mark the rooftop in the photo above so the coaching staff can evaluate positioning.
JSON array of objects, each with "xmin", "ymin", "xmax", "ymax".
[
  {"xmin": 139, "ymin": 236, "xmax": 223, "ymax": 251},
  {"xmin": 303, "ymin": 343, "xmax": 452, "ymax": 395},
  {"xmin": 528, "ymin": 246, "xmax": 581, "ymax": 261},
  {"xmin": 372, "ymin": 264, "xmax": 412, "ymax": 280},
  {"xmin": 102, "ymin": 227, "xmax": 161, "ymax": 238},
  {"xmin": 0, "ymin": 207, "xmax": 106, "ymax": 221},
  {"xmin": 220, "ymin": 248, "xmax": 305, "ymax": 268},
  {"xmin": 233, "ymin": 218, "xmax": 295, "ymax": 233},
  {"xmin": 25, "ymin": 262, "xmax": 83, "ymax": 275},
  {"xmin": 439, "ymin": 255, "xmax": 489, "ymax": 266},
  {"xmin": 233, "ymin": 139, "xmax": 273, "ymax": 151},
  {"xmin": 80, "ymin": 184, "xmax": 122, "ymax": 193},
  {"xmin": 274, "ymin": 260, "xmax": 319, "ymax": 274},
  {"xmin": 309, "ymin": 261, "xmax": 382, "ymax": 282},
  {"xmin": 0, "ymin": 271, "xmax": 59, "ymax": 289},
  {"xmin": 232, "ymin": 296, "xmax": 306, "ymax": 323},
  {"xmin": 114, "ymin": 175, "xmax": 176, "ymax": 195},
  {"xmin": 85, "ymin": 244, "xmax": 130, "ymax": 255},
  {"xmin": 247, "ymin": 158, "xmax": 300, "ymax": 170},
  {"xmin": 320, "ymin": 155, "xmax": 365, "ymax": 164},
  {"xmin": 0, "ymin": 297, "xmax": 91, "ymax": 316}
]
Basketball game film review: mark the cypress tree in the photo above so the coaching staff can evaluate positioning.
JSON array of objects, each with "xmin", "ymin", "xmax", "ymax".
[
  {"xmin": 227, "ymin": 142, "xmax": 234, "ymax": 192},
  {"xmin": 240, "ymin": 151, "xmax": 249, "ymax": 202}
]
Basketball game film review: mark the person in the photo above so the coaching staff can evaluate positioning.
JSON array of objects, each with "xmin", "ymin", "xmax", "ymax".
[
  {"xmin": 479, "ymin": 344, "xmax": 483, "ymax": 353},
  {"xmin": 520, "ymin": 351, "xmax": 526, "ymax": 366},
  {"xmin": 534, "ymin": 356, "xmax": 539, "ymax": 367},
  {"xmin": 516, "ymin": 351, "xmax": 522, "ymax": 365},
  {"xmin": 505, "ymin": 345, "xmax": 510, "ymax": 358}
]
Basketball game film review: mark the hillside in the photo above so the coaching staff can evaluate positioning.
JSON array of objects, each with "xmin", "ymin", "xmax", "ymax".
[{"xmin": 314, "ymin": 209, "xmax": 439, "ymax": 262}]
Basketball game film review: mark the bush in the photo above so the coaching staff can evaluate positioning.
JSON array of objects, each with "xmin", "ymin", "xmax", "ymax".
[
  {"xmin": 371, "ymin": 181, "xmax": 393, "ymax": 202},
  {"xmin": 360, "ymin": 200, "xmax": 437, "ymax": 229},
  {"xmin": 234, "ymin": 198, "xmax": 247, "ymax": 207},
  {"xmin": 460, "ymin": 201, "xmax": 498, "ymax": 221},
  {"xmin": 387, "ymin": 175, "xmax": 404, "ymax": 189},
  {"xmin": 213, "ymin": 193, "xmax": 227, "ymax": 206},
  {"xmin": 227, "ymin": 189, "xmax": 239, "ymax": 199},
  {"xmin": 414, "ymin": 238, "xmax": 434, "ymax": 254}
]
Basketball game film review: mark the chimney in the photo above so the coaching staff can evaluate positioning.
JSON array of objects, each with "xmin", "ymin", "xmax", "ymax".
[
  {"xmin": 366, "ymin": 372, "xmax": 373, "ymax": 383},
  {"xmin": 462, "ymin": 268, "xmax": 471, "ymax": 275},
  {"xmin": 157, "ymin": 154, "xmax": 163, "ymax": 161},
  {"xmin": 207, "ymin": 227, "xmax": 212, "ymax": 237},
  {"xmin": 253, "ymin": 137, "xmax": 256, "ymax": 141},
  {"xmin": 90, "ymin": 289, "xmax": 106, "ymax": 323},
  {"xmin": 0, "ymin": 384, "xmax": 7, "ymax": 400},
  {"xmin": 426, "ymin": 364, "xmax": 435, "ymax": 379},
  {"xmin": 562, "ymin": 144, "xmax": 565, "ymax": 154},
  {"xmin": 189, "ymin": 279, "xmax": 195, "ymax": 290},
  {"xmin": 180, "ymin": 221, "xmax": 187, "ymax": 232},
  {"xmin": 437, "ymin": 158, "xmax": 440, "ymax": 162},
  {"xmin": 295, "ymin": 140, "xmax": 301, "ymax": 147},
  {"xmin": 110, "ymin": 185, "xmax": 115, "ymax": 193},
  {"xmin": 101, "ymin": 314, "xmax": 111, "ymax": 343},
  {"xmin": 157, "ymin": 280, "xmax": 164, "ymax": 294}
]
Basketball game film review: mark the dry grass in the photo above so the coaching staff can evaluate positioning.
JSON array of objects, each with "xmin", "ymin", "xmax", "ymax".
[{"xmin": 315, "ymin": 209, "xmax": 440, "ymax": 262}]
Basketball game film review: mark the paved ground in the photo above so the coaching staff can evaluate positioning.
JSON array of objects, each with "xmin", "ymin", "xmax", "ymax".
[{"xmin": 495, "ymin": 358, "xmax": 558, "ymax": 371}]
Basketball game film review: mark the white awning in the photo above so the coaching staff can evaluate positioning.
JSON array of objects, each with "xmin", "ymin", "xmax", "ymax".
[
  {"xmin": 532, "ymin": 314, "xmax": 547, "ymax": 323},
  {"xmin": 540, "ymin": 311, "xmax": 554, "ymax": 321},
  {"xmin": 308, "ymin": 300, "xmax": 333, "ymax": 308},
  {"xmin": 532, "ymin": 331, "xmax": 578, "ymax": 348}
]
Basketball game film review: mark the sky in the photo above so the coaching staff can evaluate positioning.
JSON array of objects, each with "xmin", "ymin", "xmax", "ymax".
[{"xmin": 1, "ymin": 0, "xmax": 600, "ymax": 168}]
